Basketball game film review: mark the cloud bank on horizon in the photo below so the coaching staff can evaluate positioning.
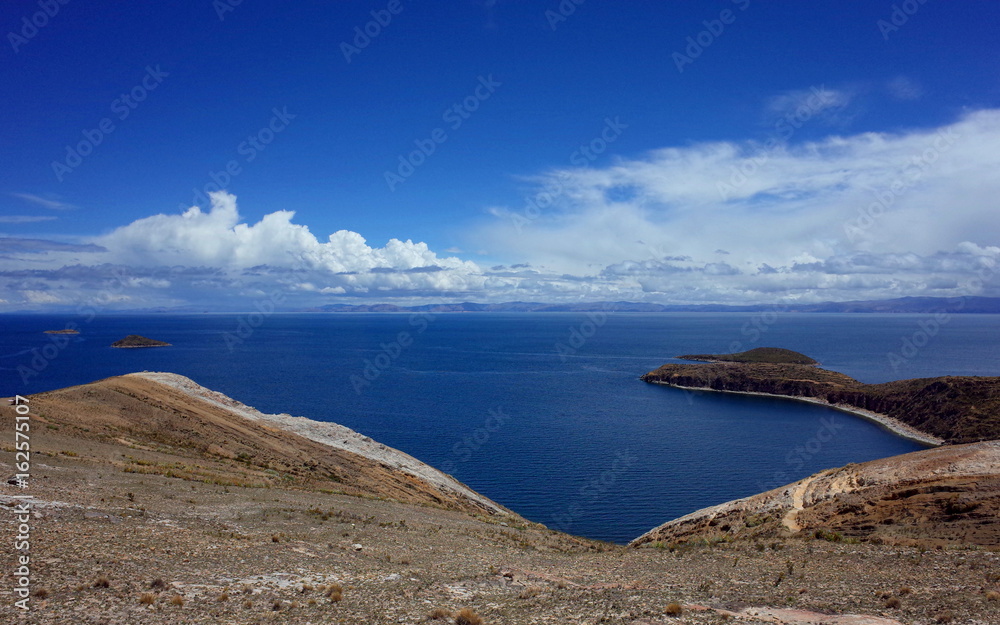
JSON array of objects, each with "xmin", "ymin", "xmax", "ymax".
[{"xmin": 2, "ymin": 108, "xmax": 999, "ymax": 311}]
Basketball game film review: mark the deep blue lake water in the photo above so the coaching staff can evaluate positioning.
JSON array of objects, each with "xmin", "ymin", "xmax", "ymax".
[{"xmin": 3, "ymin": 312, "xmax": 999, "ymax": 543}]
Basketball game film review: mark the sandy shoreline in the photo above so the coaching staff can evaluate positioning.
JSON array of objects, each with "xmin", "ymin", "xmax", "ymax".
[{"xmin": 650, "ymin": 381, "xmax": 945, "ymax": 446}]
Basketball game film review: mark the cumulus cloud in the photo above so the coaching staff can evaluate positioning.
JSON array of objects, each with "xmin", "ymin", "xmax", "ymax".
[
  {"xmin": 3, "ymin": 105, "xmax": 1000, "ymax": 310},
  {"xmin": 471, "ymin": 108, "xmax": 1000, "ymax": 304},
  {"xmin": 86, "ymin": 192, "xmax": 491, "ymax": 299}
]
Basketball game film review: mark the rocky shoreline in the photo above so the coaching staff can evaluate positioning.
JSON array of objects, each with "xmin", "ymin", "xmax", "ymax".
[{"xmin": 649, "ymin": 380, "xmax": 945, "ymax": 446}]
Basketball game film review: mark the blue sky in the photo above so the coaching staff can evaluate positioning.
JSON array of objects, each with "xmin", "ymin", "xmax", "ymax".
[{"xmin": 2, "ymin": 1, "xmax": 999, "ymax": 310}]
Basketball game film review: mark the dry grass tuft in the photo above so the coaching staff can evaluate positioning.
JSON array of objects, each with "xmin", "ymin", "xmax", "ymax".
[
  {"xmin": 518, "ymin": 586, "xmax": 542, "ymax": 599},
  {"xmin": 139, "ymin": 592, "xmax": 156, "ymax": 605},
  {"xmin": 454, "ymin": 607, "xmax": 483, "ymax": 625},
  {"xmin": 884, "ymin": 596, "xmax": 901, "ymax": 609},
  {"xmin": 150, "ymin": 578, "xmax": 166, "ymax": 590},
  {"xmin": 325, "ymin": 583, "xmax": 343, "ymax": 602},
  {"xmin": 428, "ymin": 607, "xmax": 452, "ymax": 620},
  {"xmin": 169, "ymin": 594, "xmax": 185, "ymax": 606},
  {"xmin": 33, "ymin": 588, "xmax": 49, "ymax": 599},
  {"xmin": 93, "ymin": 575, "xmax": 110, "ymax": 589},
  {"xmin": 217, "ymin": 592, "xmax": 229, "ymax": 602},
  {"xmin": 665, "ymin": 602, "xmax": 683, "ymax": 617},
  {"xmin": 935, "ymin": 611, "xmax": 954, "ymax": 624},
  {"xmin": 986, "ymin": 590, "xmax": 1000, "ymax": 602},
  {"xmin": 898, "ymin": 586, "xmax": 912, "ymax": 596}
]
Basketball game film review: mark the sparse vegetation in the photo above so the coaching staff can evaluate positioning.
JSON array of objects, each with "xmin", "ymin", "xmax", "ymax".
[
  {"xmin": 169, "ymin": 594, "xmax": 185, "ymax": 606},
  {"xmin": 139, "ymin": 592, "xmax": 156, "ymax": 605},
  {"xmin": 679, "ymin": 347, "xmax": 818, "ymax": 365},
  {"xmin": 518, "ymin": 586, "xmax": 542, "ymax": 599},
  {"xmin": 454, "ymin": 608, "xmax": 483, "ymax": 625},
  {"xmin": 428, "ymin": 607, "xmax": 452, "ymax": 620},
  {"xmin": 93, "ymin": 575, "xmax": 110, "ymax": 588},
  {"xmin": 986, "ymin": 590, "xmax": 1000, "ymax": 602},
  {"xmin": 665, "ymin": 602, "xmax": 683, "ymax": 617},
  {"xmin": 325, "ymin": 583, "xmax": 343, "ymax": 602},
  {"xmin": 884, "ymin": 596, "xmax": 901, "ymax": 609}
]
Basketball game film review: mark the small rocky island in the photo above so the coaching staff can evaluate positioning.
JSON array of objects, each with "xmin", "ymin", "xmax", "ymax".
[
  {"xmin": 43, "ymin": 328, "xmax": 80, "ymax": 334},
  {"xmin": 110, "ymin": 334, "xmax": 171, "ymax": 348},
  {"xmin": 643, "ymin": 347, "xmax": 1000, "ymax": 444},
  {"xmin": 679, "ymin": 346, "xmax": 818, "ymax": 365}
]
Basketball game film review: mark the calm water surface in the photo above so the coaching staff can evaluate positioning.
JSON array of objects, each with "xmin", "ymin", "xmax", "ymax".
[{"xmin": 3, "ymin": 312, "xmax": 998, "ymax": 542}]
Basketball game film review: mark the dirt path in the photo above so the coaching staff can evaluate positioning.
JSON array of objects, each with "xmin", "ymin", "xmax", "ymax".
[
  {"xmin": 782, "ymin": 475, "xmax": 816, "ymax": 532},
  {"xmin": 783, "ymin": 469, "xmax": 856, "ymax": 533}
]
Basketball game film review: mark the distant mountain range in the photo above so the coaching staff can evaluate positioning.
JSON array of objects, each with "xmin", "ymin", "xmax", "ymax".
[{"xmin": 306, "ymin": 296, "xmax": 1000, "ymax": 314}]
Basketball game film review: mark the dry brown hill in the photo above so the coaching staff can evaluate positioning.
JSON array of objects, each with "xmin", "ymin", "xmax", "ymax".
[
  {"xmin": 17, "ymin": 372, "xmax": 508, "ymax": 516},
  {"xmin": 632, "ymin": 440, "xmax": 1000, "ymax": 549}
]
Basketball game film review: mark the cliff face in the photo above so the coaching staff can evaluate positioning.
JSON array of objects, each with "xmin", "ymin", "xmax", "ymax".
[
  {"xmin": 631, "ymin": 440, "xmax": 1000, "ymax": 548},
  {"xmin": 642, "ymin": 362, "xmax": 1000, "ymax": 443}
]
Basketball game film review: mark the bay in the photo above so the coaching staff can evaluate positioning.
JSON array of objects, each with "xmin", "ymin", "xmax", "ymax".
[{"xmin": 3, "ymin": 312, "xmax": 998, "ymax": 543}]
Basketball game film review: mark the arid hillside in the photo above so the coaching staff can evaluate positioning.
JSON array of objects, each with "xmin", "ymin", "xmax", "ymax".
[
  {"xmin": 14, "ymin": 372, "xmax": 509, "ymax": 516},
  {"xmin": 2, "ymin": 373, "xmax": 999, "ymax": 624},
  {"xmin": 632, "ymin": 440, "xmax": 1000, "ymax": 549}
]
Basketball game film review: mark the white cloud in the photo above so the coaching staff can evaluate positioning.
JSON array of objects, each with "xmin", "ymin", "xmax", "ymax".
[
  {"xmin": 765, "ymin": 85, "xmax": 853, "ymax": 122},
  {"xmin": 92, "ymin": 191, "xmax": 487, "ymax": 296},
  {"xmin": 470, "ymin": 108, "xmax": 1000, "ymax": 303},
  {"xmin": 2, "ymin": 106, "xmax": 1000, "ymax": 310},
  {"xmin": 10, "ymin": 192, "xmax": 77, "ymax": 210},
  {"xmin": 0, "ymin": 216, "xmax": 58, "ymax": 223},
  {"xmin": 886, "ymin": 76, "xmax": 923, "ymax": 101}
]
